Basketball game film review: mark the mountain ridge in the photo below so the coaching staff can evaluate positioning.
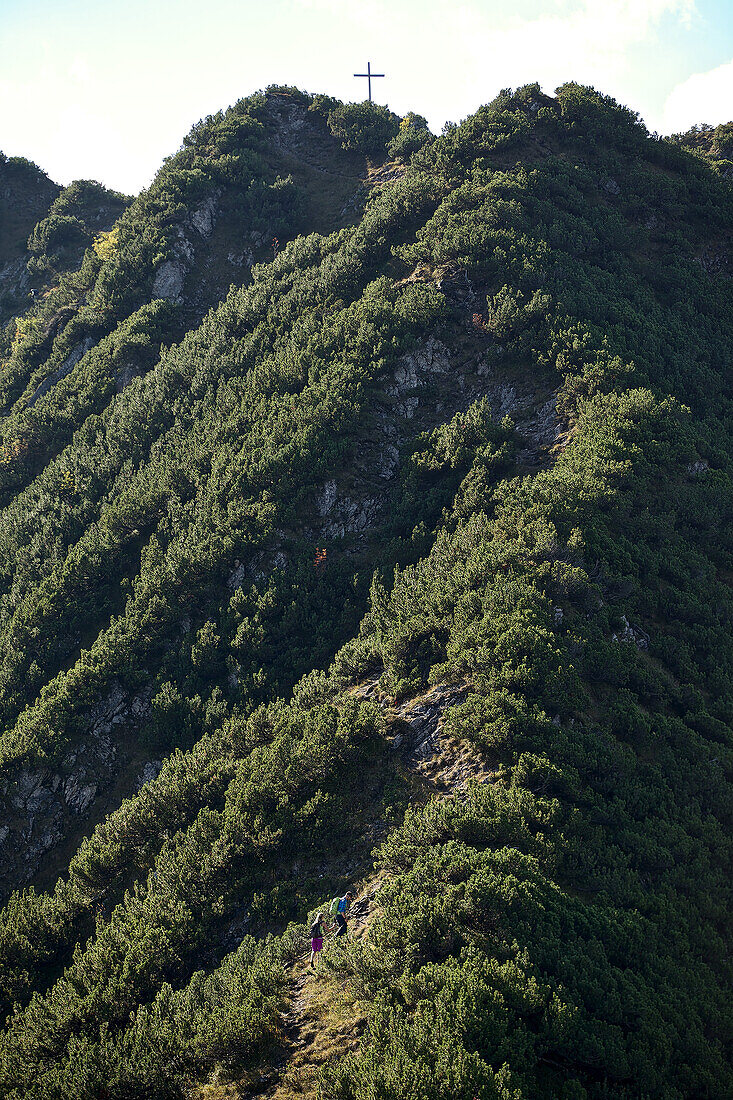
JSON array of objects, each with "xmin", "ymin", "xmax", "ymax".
[{"xmin": 0, "ymin": 82, "xmax": 731, "ymax": 1098}]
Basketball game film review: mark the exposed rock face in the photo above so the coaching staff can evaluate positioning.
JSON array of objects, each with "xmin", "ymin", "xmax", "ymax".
[
  {"xmin": 316, "ymin": 480, "xmax": 338, "ymax": 517},
  {"xmin": 64, "ymin": 774, "xmax": 98, "ymax": 814},
  {"xmin": 378, "ymin": 443, "xmax": 399, "ymax": 479},
  {"xmin": 152, "ymin": 257, "xmax": 189, "ymax": 302},
  {"xmin": 353, "ymin": 678, "xmax": 496, "ymax": 792},
  {"xmin": 516, "ymin": 394, "xmax": 562, "ymax": 462},
  {"xmin": 612, "ymin": 614, "xmax": 649, "ymax": 650},
  {"xmin": 228, "ymin": 560, "xmax": 247, "ymax": 590},
  {"xmin": 319, "ymin": 490, "xmax": 381, "ymax": 541},
  {"xmin": 136, "ymin": 760, "xmax": 163, "ymax": 791},
  {"xmin": 696, "ymin": 245, "xmax": 730, "ymax": 277},
  {"xmin": 226, "ymin": 249, "xmax": 255, "ymax": 268},
  {"xmin": 277, "ymin": 331, "xmax": 566, "ymax": 569},
  {"xmin": 152, "ymin": 194, "xmax": 220, "ymax": 302},
  {"xmin": 394, "ymin": 683, "xmax": 468, "ymax": 766},
  {"xmin": 190, "ymin": 194, "xmax": 218, "ymax": 240},
  {"xmin": 0, "ymin": 256, "xmax": 31, "ymax": 310},
  {"xmin": 27, "ymin": 335, "xmax": 95, "ymax": 407},
  {"xmin": 0, "ymin": 680, "xmax": 153, "ymax": 898},
  {"xmin": 385, "ymin": 336, "xmax": 452, "ymax": 405}
]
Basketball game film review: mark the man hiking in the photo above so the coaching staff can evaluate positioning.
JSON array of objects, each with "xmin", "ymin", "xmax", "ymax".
[
  {"xmin": 330, "ymin": 891, "xmax": 354, "ymax": 938},
  {"xmin": 309, "ymin": 912, "xmax": 326, "ymax": 968}
]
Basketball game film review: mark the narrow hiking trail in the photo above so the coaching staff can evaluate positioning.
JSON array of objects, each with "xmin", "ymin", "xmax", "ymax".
[
  {"xmin": 257, "ymin": 887, "xmax": 379, "ymax": 1099},
  {"xmin": 253, "ymin": 684, "xmax": 502, "ymax": 1096},
  {"xmin": 199, "ymin": 683, "xmax": 500, "ymax": 1099}
]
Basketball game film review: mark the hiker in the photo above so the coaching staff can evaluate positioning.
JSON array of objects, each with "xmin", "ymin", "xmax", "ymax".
[
  {"xmin": 309, "ymin": 911, "xmax": 326, "ymax": 967},
  {"xmin": 330, "ymin": 891, "xmax": 354, "ymax": 938}
]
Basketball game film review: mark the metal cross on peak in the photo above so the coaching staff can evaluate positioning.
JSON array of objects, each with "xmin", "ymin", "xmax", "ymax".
[{"xmin": 353, "ymin": 61, "xmax": 385, "ymax": 103}]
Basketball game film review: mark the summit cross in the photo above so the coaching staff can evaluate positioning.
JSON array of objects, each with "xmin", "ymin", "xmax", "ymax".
[{"xmin": 353, "ymin": 61, "xmax": 384, "ymax": 103}]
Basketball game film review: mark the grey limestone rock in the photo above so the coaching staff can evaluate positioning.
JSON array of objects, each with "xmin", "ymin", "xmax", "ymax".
[
  {"xmin": 27, "ymin": 336, "xmax": 95, "ymax": 407},
  {"xmin": 316, "ymin": 480, "xmax": 338, "ymax": 516},
  {"xmin": 190, "ymin": 193, "xmax": 218, "ymax": 240},
  {"xmin": 64, "ymin": 775, "xmax": 98, "ymax": 814},
  {"xmin": 115, "ymin": 361, "xmax": 138, "ymax": 392},
  {"xmin": 387, "ymin": 337, "xmax": 452, "ymax": 397},
  {"xmin": 228, "ymin": 561, "xmax": 247, "ymax": 590},
  {"xmin": 611, "ymin": 615, "xmax": 649, "ymax": 650},
  {"xmin": 129, "ymin": 684, "xmax": 154, "ymax": 721},
  {"xmin": 377, "ymin": 444, "xmax": 399, "ymax": 479},
  {"xmin": 136, "ymin": 760, "xmax": 163, "ymax": 791},
  {"xmin": 227, "ymin": 248, "xmax": 254, "ymax": 268},
  {"xmin": 11, "ymin": 769, "xmax": 46, "ymax": 811},
  {"xmin": 0, "ymin": 256, "xmax": 31, "ymax": 298},
  {"xmin": 152, "ymin": 259, "xmax": 187, "ymax": 301},
  {"xmin": 88, "ymin": 682, "xmax": 127, "ymax": 736},
  {"xmin": 395, "ymin": 395, "xmax": 419, "ymax": 419}
]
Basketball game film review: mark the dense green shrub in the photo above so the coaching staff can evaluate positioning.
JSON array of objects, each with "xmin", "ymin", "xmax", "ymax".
[
  {"xmin": 327, "ymin": 101, "xmax": 401, "ymax": 154},
  {"xmin": 0, "ymin": 83, "xmax": 731, "ymax": 1098}
]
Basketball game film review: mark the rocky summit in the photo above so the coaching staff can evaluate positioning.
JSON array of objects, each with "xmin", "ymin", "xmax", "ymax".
[{"xmin": 0, "ymin": 86, "xmax": 731, "ymax": 1099}]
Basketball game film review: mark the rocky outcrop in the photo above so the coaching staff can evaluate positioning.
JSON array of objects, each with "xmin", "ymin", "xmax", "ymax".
[
  {"xmin": 227, "ymin": 560, "xmax": 248, "ymax": 590},
  {"xmin": 152, "ymin": 193, "xmax": 220, "ymax": 302},
  {"xmin": 612, "ymin": 614, "xmax": 649, "ymax": 650},
  {"xmin": 0, "ymin": 256, "xmax": 32, "ymax": 312},
  {"xmin": 114, "ymin": 360, "xmax": 138, "ymax": 392},
  {"xmin": 190, "ymin": 194, "xmax": 217, "ymax": 240},
  {"xmin": 240, "ymin": 332, "xmax": 567, "ymax": 582},
  {"xmin": 385, "ymin": 335, "xmax": 452, "ymax": 408},
  {"xmin": 152, "ymin": 253, "xmax": 191, "ymax": 302},
  {"xmin": 696, "ymin": 245, "xmax": 730, "ymax": 277},
  {"xmin": 27, "ymin": 335, "xmax": 95, "ymax": 407},
  {"xmin": 0, "ymin": 680, "xmax": 153, "ymax": 898},
  {"xmin": 136, "ymin": 759, "xmax": 163, "ymax": 791},
  {"xmin": 353, "ymin": 678, "xmax": 496, "ymax": 793},
  {"xmin": 318, "ymin": 490, "xmax": 380, "ymax": 541}
]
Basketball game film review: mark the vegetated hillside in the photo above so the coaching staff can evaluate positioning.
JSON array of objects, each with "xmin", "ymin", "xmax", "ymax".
[
  {"xmin": 0, "ymin": 160, "xmax": 130, "ymax": 330},
  {"xmin": 0, "ymin": 83, "xmax": 731, "ymax": 1099},
  {"xmin": 670, "ymin": 120, "xmax": 733, "ymax": 173},
  {"xmin": 0, "ymin": 154, "xmax": 60, "ymax": 266},
  {"xmin": 0, "ymin": 154, "xmax": 60, "ymax": 322}
]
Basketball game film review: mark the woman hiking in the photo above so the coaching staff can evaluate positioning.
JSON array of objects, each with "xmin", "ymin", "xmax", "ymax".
[{"xmin": 309, "ymin": 912, "xmax": 326, "ymax": 967}]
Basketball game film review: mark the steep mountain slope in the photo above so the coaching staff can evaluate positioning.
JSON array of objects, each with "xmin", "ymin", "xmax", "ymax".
[
  {"xmin": 0, "ymin": 84, "xmax": 731, "ymax": 1099},
  {"xmin": 670, "ymin": 120, "xmax": 733, "ymax": 172},
  {"xmin": 0, "ymin": 154, "xmax": 60, "ymax": 322},
  {"xmin": 0, "ymin": 154, "xmax": 60, "ymax": 265}
]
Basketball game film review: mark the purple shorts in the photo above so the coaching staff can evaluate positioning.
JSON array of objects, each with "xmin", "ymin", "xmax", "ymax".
[{"xmin": 311, "ymin": 937, "xmax": 323, "ymax": 953}]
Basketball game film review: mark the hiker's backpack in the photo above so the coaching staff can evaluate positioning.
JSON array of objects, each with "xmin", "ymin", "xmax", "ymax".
[{"xmin": 329, "ymin": 896, "xmax": 340, "ymax": 916}]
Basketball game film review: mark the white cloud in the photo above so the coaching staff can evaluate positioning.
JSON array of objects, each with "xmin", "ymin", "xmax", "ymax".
[
  {"xmin": 658, "ymin": 56, "xmax": 733, "ymax": 133},
  {"xmin": 69, "ymin": 56, "xmax": 92, "ymax": 85},
  {"xmin": 385, "ymin": 0, "xmax": 701, "ymax": 137},
  {"xmin": 451, "ymin": 0, "xmax": 699, "ymax": 93}
]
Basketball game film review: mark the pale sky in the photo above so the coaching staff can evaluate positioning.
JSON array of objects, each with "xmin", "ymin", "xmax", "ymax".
[{"xmin": 1, "ymin": 0, "xmax": 731, "ymax": 195}]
